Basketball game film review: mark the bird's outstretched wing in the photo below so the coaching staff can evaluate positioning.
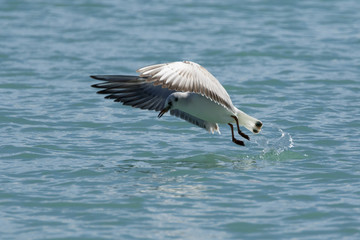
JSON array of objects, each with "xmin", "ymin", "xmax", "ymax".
[
  {"xmin": 91, "ymin": 75, "xmax": 219, "ymax": 132},
  {"xmin": 137, "ymin": 61, "xmax": 234, "ymax": 110},
  {"xmin": 91, "ymin": 75, "xmax": 174, "ymax": 111}
]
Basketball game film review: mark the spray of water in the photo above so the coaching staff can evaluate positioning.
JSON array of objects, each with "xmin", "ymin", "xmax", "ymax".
[{"xmin": 255, "ymin": 127, "xmax": 294, "ymax": 158}]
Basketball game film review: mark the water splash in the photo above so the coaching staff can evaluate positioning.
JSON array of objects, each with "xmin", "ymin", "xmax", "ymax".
[{"xmin": 255, "ymin": 128, "xmax": 294, "ymax": 158}]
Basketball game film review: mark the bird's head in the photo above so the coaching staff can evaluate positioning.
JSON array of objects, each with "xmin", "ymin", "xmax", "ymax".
[{"xmin": 158, "ymin": 93, "xmax": 183, "ymax": 118}]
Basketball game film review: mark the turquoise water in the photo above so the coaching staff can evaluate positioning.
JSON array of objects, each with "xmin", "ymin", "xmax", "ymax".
[{"xmin": 1, "ymin": 0, "xmax": 359, "ymax": 239}]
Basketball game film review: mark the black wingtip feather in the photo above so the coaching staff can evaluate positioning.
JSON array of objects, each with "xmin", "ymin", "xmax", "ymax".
[
  {"xmin": 91, "ymin": 83, "xmax": 103, "ymax": 88},
  {"xmin": 90, "ymin": 75, "xmax": 105, "ymax": 80},
  {"xmin": 90, "ymin": 75, "xmax": 144, "ymax": 82}
]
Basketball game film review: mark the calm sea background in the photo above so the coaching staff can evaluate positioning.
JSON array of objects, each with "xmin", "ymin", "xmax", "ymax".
[{"xmin": 1, "ymin": 0, "xmax": 359, "ymax": 239}]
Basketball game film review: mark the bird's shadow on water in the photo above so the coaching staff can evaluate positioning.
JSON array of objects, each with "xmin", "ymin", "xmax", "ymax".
[
  {"xmin": 114, "ymin": 127, "xmax": 303, "ymax": 174},
  {"xmin": 97, "ymin": 129, "xmax": 305, "ymax": 202}
]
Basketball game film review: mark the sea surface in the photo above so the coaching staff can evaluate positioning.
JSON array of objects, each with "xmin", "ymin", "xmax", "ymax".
[{"xmin": 1, "ymin": 0, "xmax": 359, "ymax": 239}]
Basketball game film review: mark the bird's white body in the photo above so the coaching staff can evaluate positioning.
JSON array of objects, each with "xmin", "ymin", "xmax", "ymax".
[
  {"xmin": 174, "ymin": 92, "xmax": 235, "ymax": 124},
  {"xmin": 169, "ymin": 92, "xmax": 260, "ymax": 134}
]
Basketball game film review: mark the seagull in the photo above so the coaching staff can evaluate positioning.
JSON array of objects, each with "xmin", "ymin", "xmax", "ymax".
[{"xmin": 91, "ymin": 61, "xmax": 262, "ymax": 146}]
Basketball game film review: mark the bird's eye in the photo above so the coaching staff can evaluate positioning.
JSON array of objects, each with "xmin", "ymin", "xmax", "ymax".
[{"xmin": 174, "ymin": 97, "xmax": 178, "ymax": 102}]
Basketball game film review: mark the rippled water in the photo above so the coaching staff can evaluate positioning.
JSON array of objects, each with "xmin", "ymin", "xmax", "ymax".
[{"xmin": 1, "ymin": 0, "xmax": 359, "ymax": 239}]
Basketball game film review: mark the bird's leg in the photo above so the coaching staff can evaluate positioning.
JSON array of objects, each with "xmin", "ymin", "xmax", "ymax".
[
  {"xmin": 228, "ymin": 123, "xmax": 245, "ymax": 146},
  {"xmin": 231, "ymin": 115, "xmax": 250, "ymax": 141}
]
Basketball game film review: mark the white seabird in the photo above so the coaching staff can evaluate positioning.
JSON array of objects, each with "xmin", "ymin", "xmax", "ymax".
[{"xmin": 91, "ymin": 61, "xmax": 262, "ymax": 146}]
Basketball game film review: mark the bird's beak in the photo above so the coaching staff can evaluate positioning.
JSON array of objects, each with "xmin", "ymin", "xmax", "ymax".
[{"xmin": 158, "ymin": 106, "xmax": 170, "ymax": 118}]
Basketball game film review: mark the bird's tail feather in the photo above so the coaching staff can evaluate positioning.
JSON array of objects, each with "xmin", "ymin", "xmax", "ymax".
[{"xmin": 236, "ymin": 109, "xmax": 262, "ymax": 134}]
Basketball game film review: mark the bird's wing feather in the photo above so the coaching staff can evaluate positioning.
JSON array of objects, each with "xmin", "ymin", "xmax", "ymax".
[
  {"xmin": 91, "ymin": 75, "xmax": 174, "ymax": 111},
  {"xmin": 137, "ymin": 61, "xmax": 234, "ymax": 110},
  {"xmin": 170, "ymin": 109, "xmax": 219, "ymax": 134}
]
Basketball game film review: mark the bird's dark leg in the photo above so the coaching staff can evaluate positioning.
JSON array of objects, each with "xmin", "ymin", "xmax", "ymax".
[
  {"xmin": 228, "ymin": 123, "xmax": 245, "ymax": 146},
  {"xmin": 231, "ymin": 115, "xmax": 250, "ymax": 141}
]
